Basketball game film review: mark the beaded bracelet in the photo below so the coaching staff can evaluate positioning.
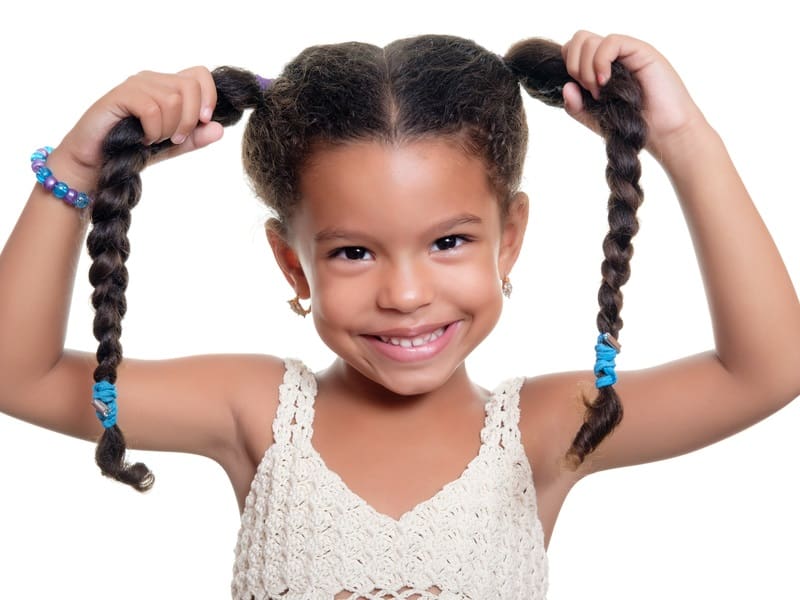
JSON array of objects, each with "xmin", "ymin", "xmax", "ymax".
[{"xmin": 30, "ymin": 146, "xmax": 92, "ymax": 209}]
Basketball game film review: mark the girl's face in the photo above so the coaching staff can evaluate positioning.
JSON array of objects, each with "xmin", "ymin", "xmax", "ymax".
[{"xmin": 271, "ymin": 139, "xmax": 528, "ymax": 396}]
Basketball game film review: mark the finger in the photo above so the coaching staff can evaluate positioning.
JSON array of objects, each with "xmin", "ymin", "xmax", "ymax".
[
  {"xmin": 112, "ymin": 76, "xmax": 167, "ymax": 146},
  {"xmin": 134, "ymin": 71, "xmax": 206, "ymax": 146},
  {"xmin": 577, "ymin": 35, "xmax": 604, "ymax": 99},
  {"xmin": 152, "ymin": 83, "xmax": 187, "ymax": 145},
  {"xmin": 592, "ymin": 36, "xmax": 619, "ymax": 87},
  {"xmin": 562, "ymin": 81, "xmax": 584, "ymax": 116},
  {"xmin": 150, "ymin": 121, "xmax": 224, "ymax": 164},
  {"xmin": 594, "ymin": 34, "xmax": 657, "ymax": 81},
  {"xmin": 562, "ymin": 82, "xmax": 601, "ymax": 135},
  {"xmin": 178, "ymin": 66, "xmax": 217, "ymax": 124},
  {"xmin": 562, "ymin": 31, "xmax": 602, "ymax": 100},
  {"xmin": 562, "ymin": 31, "xmax": 588, "ymax": 84},
  {"xmin": 117, "ymin": 72, "xmax": 190, "ymax": 145},
  {"xmin": 168, "ymin": 75, "xmax": 203, "ymax": 145}
]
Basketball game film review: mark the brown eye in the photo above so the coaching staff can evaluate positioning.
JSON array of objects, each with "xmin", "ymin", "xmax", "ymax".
[
  {"xmin": 432, "ymin": 235, "xmax": 468, "ymax": 251},
  {"xmin": 331, "ymin": 246, "xmax": 373, "ymax": 260}
]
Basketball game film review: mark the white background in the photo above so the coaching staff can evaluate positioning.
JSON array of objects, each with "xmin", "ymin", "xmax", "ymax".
[{"xmin": 1, "ymin": 1, "xmax": 798, "ymax": 598}]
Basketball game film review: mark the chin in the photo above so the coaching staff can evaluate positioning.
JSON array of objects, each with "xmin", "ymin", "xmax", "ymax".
[
  {"xmin": 369, "ymin": 362, "xmax": 463, "ymax": 397},
  {"xmin": 380, "ymin": 376, "xmax": 442, "ymax": 397}
]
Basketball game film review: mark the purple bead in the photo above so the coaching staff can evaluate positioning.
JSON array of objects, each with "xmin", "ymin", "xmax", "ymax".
[
  {"xmin": 43, "ymin": 175, "xmax": 57, "ymax": 191},
  {"xmin": 31, "ymin": 159, "xmax": 46, "ymax": 173},
  {"xmin": 65, "ymin": 188, "xmax": 78, "ymax": 205}
]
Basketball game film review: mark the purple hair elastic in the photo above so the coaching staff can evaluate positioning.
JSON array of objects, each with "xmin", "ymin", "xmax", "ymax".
[{"xmin": 256, "ymin": 75, "xmax": 274, "ymax": 90}]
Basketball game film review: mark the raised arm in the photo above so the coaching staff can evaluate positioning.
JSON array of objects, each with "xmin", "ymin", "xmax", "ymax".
[
  {"xmin": 0, "ymin": 69, "xmax": 266, "ymax": 469},
  {"xmin": 525, "ymin": 32, "xmax": 800, "ymax": 475}
]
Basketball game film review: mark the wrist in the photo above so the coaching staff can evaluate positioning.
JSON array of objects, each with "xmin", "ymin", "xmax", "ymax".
[
  {"xmin": 31, "ymin": 145, "xmax": 99, "ymax": 211},
  {"xmin": 42, "ymin": 145, "xmax": 101, "ymax": 198},
  {"xmin": 647, "ymin": 114, "xmax": 720, "ymax": 171}
]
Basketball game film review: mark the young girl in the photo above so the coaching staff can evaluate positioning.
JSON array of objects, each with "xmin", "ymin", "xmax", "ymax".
[{"xmin": 1, "ymin": 25, "xmax": 798, "ymax": 600}]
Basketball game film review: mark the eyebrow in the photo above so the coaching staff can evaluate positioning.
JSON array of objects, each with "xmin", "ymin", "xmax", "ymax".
[{"xmin": 313, "ymin": 213, "xmax": 484, "ymax": 243}]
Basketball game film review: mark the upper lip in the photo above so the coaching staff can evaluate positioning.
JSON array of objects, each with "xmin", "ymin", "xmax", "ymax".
[{"xmin": 364, "ymin": 320, "xmax": 455, "ymax": 338}]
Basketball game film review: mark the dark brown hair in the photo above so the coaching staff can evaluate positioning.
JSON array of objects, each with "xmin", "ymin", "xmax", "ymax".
[{"xmin": 87, "ymin": 34, "xmax": 645, "ymax": 489}]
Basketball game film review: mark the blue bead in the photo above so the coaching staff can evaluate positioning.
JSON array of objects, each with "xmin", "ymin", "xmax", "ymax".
[
  {"xmin": 53, "ymin": 181, "xmax": 69, "ymax": 199},
  {"xmin": 44, "ymin": 145, "xmax": 54, "ymax": 153},
  {"xmin": 30, "ymin": 151, "xmax": 46, "ymax": 162},
  {"xmin": 35, "ymin": 166, "xmax": 52, "ymax": 184},
  {"xmin": 75, "ymin": 193, "xmax": 90, "ymax": 209}
]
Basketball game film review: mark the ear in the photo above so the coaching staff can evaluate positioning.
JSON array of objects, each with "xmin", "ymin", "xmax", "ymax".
[
  {"xmin": 497, "ymin": 191, "xmax": 529, "ymax": 277},
  {"xmin": 265, "ymin": 219, "xmax": 311, "ymax": 299}
]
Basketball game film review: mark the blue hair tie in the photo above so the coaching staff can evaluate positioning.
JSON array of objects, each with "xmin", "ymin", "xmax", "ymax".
[
  {"xmin": 594, "ymin": 333, "xmax": 620, "ymax": 388},
  {"xmin": 92, "ymin": 380, "xmax": 118, "ymax": 429}
]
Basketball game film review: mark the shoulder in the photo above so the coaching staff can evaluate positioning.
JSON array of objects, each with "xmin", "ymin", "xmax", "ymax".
[
  {"xmin": 517, "ymin": 371, "xmax": 594, "ymax": 486},
  {"xmin": 198, "ymin": 353, "xmax": 290, "ymax": 496},
  {"xmin": 131, "ymin": 352, "xmax": 289, "ymax": 465},
  {"xmin": 224, "ymin": 354, "xmax": 290, "ymax": 457}
]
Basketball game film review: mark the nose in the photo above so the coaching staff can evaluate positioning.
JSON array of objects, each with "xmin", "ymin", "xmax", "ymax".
[{"xmin": 376, "ymin": 258, "xmax": 434, "ymax": 313}]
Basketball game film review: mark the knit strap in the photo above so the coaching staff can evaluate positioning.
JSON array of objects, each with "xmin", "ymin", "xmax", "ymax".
[
  {"xmin": 272, "ymin": 358, "xmax": 317, "ymax": 448},
  {"xmin": 481, "ymin": 376, "xmax": 526, "ymax": 449}
]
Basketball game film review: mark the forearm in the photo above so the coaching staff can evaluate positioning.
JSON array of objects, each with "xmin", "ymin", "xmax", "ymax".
[
  {"xmin": 658, "ymin": 122, "xmax": 800, "ymax": 397},
  {"xmin": 0, "ymin": 150, "xmax": 93, "ymax": 385}
]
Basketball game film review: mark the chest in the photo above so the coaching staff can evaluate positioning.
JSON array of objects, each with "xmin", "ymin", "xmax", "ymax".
[
  {"xmin": 311, "ymin": 404, "xmax": 487, "ymax": 522},
  {"xmin": 234, "ymin": 399, "xmax": 566, "ymax": 545},
  {"xmin": 233, "ymin": 429, "xmax": 548, "ymax": 599}
]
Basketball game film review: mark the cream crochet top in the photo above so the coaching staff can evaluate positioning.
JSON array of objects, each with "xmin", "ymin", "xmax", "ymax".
[{"xmin": 232, "ymin": 359, "xmax": 548, "ymax": 599}]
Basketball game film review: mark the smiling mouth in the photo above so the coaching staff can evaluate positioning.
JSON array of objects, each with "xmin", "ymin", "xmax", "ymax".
[
  {"xmin": 376, "ymin": 326, "xmax": 447, "ymax": 348},
  {"xmin": 363, "ymin": 321, "xmax": 460, "ymax": 363}
]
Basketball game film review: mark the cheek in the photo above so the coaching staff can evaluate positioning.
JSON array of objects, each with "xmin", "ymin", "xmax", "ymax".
[
  {"xmin": 308, "ymin": 268, "xmax": 369, "ymax": 326},
  {"xmin": 444, "ymin": 257, "xmax": 504, "ymax": 311}
]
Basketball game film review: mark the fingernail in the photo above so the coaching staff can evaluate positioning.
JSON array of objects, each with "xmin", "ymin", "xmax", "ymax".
[
  {"xmin": 597, "ymin": 73, "xmax": 607, "ymax": 86},
  {"xmin": 171, "ymin": 133, "xmax": 186, "ymax": 145},
  {"xmin": 200, "ymin": 106, "xmax": 213, "ymax": 122}
]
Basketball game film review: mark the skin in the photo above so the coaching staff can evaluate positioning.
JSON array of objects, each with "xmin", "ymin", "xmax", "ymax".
[{"xmin": 0, "ymin": 32, "xmax": 798, "ymax": 552}]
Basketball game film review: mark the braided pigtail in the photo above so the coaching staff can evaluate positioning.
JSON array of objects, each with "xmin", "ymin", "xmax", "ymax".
[
  {"xmin": 86, "ymin": 66, "xmax": 264, "ymax": 490},
  {"xmin": 505, "ymin": 39, "xmax": 648, "ymax": 466}
]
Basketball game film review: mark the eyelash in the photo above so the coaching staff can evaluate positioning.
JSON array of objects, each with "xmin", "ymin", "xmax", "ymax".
[
  {"xmin": 329, "ymin": 235, "xmax": 473, "ymax": 261},
  {"xmin": 330, "ymin": 247, "xmax": 374, "ymax": 261},
  {"xmin": 432, "ymin": 235, "xmax": 471, "ymax": 252}
]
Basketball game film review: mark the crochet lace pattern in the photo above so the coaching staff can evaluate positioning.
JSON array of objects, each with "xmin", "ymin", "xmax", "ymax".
[{"xmin": 232, "ymin": 359, "xmax": 548, "ymax": 599}]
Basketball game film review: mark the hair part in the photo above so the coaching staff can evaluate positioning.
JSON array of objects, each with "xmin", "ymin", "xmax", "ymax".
[{"xmin": 242, "ymin": 36, "xmax": 527, "ymax": 231}]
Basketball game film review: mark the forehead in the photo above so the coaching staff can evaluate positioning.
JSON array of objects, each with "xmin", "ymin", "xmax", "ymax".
[{"xmin": 293, "ymin": 139, "xmax": 500, "ymax": 235}]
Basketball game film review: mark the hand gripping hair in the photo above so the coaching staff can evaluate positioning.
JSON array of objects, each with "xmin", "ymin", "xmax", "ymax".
[
  {"xmin": 87, "ymin": 34, "xmax": 645, "ymax": 490},
  {"xmin": 504, "ymin": 39, "xmax": 647, "ymax": 465},
  {"xmin": 86, "ymin": 68, "xmax": 265, "ymax": 490}
]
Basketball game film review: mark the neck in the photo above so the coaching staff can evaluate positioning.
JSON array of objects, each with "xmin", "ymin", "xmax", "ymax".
[{"xmin": 318, "ymin": 357, "xmax": 485, "ymax": 417}]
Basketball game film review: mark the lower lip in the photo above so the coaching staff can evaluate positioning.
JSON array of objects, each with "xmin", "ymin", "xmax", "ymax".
[{"xmin": 363, "ymin": 321, "xmax": 461, "ymax": 363}]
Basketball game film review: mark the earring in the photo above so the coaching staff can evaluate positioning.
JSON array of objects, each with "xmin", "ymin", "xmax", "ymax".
[
  {"xmin": 288, "ymin": 295, "xmax": 311, "ymax": 317},
  {"xmin": 501, "ymin": 276, "xmax": 513, "ymax": 299}
]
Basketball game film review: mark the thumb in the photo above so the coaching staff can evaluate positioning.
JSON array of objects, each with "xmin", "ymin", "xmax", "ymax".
[
  {"xmin": 150, "ymin": 121, "xmax": 224, "ymax": 165},
  {"xmin": 563, "ymin": 82, "xmax": 601, "ymax": 136}
]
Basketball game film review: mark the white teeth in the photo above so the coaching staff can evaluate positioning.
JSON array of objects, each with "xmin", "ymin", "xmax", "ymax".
[{"xmin": 377, "ymin": 327, "xmax": 446, "ymax": 347}]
